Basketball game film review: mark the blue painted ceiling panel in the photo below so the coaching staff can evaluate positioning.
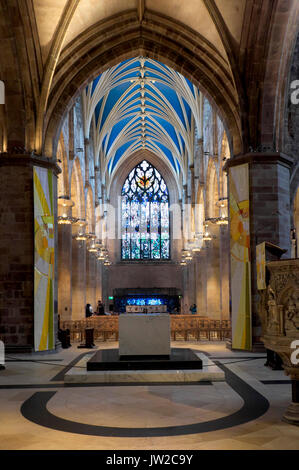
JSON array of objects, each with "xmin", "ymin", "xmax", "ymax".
[{"xmin": 87, "ymin": 57, "xmax": 198, "ymax": 176}]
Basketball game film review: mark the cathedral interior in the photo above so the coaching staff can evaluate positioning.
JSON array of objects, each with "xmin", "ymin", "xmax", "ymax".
[{"xmin": 0, "ymin": 0, "xmax": 299, "ymax": 451}]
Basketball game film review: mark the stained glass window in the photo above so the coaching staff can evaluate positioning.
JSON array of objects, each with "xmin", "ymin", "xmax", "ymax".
[{"xmin": 121, "ymin": 160, "xmax": 170, "ymax": 260}]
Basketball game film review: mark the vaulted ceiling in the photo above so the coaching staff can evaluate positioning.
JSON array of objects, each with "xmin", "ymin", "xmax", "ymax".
[
  {"xmin": 33, "ymin": 0, "xmax": 247, "ymax": 65},
  {"xmin": 31, "ymin": 0, "xmax": 252, "ymax": 157},
  {"xmin": 83, "ymin": 57, "xmax": 201, "ymax": 179},
  {"xmin": 1, "ymin": 0, "xmax": 297, "ymax": 158}
]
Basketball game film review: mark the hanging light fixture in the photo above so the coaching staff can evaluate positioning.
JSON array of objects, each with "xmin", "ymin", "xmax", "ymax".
[
  {"xmin": 184, "ymin": 250, "xmax": 193, "ymax": 261},
  {"xmin": 57, "ymin": 215, "xmax": 77, "ymax": 225},
  {"xmin": 97, "ymin": 251, "xmax": 105, "ymax": 260},
  {"xmin": 203, "ymin": 223, "xmax": 212, "ymax": 241},
  {"xmin": 216, "ymin": 197, "xmax": 228, "ymax": 208},
  {"xmin": 88, "ymin": 241, "xmax": 98, "ymax": 252},
  {"xmin": 75, "ymin": 232, "xmax": 88, "ymax": 241},
  {"xmin": 215, "ymin": 215, "xmax": 229, "ymax": 225},
  {"xmin": 57, "ymin": 196, "xmax": 76, "ymax": 225},
  {"xmin": 88, "ymin": 239, "xmax": 102, "ymax": 253},
  {"xmin": 74, "ymin": 219, "xmax": 88, "ymax": 241}
]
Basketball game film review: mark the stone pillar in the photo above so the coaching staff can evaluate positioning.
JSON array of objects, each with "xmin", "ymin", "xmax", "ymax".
[
  {"xmin": 102, "ymin": 264, "xmax": 109, "ymax": 313},
  {"xmin": 84, "ymin": 138, "xmax": 90, "ymax": 183},
  {"xmin": 226, "ymin": 153, "xmax": 293, "ymax": 350},
  {"xmin": 58, "ymin": 224, "xmax": 72, "ymax": 322},
  {"xmin": 206, "ymin": 225, "xmax": 220, "ymax": 320},
  {"xmin": 196, "ymin": 250, "xmax": 207, "ymax": 316},
  {"xmin": 96, "ymin": 261, "xmax": 103, "ymax": 303},
  {"xmin": 188, "ymin": 260, "xmax": 196, "ymax": 306},
  {"xmin": 86, "ymin": 251, "xmax": 96, "ymax": 311},
  {"xmin": 71, "ymin": 235, "xmax": 86, "ymax": 320},
  {"xmin": 283, "ymin": 379, "xmax": 299, "ymax": 425},
  {"xmin": 220, "ymin": 225, "xmax": 230, "ymax": 320},
  {"xmin": 0, "ymin": 153, "xmax": 60, "ymax": 352}
]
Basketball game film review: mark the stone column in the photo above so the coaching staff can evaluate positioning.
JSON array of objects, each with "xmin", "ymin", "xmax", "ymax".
[
  {"xmin": 0, "ymin": 153, "xmax": 60, "ymax": 352},
  {"xmin": 206, "ymin": 225, "xmax": 221, "ymax": 320},
  {"xmin": 219, "ymin": 225, "xmax": 230, "ymax": 320},
  {"xmin": 226, "ymin": 153, "xmax": 293, "ymax": 350},
  {"xmin": 71, "ymin": 235, "xmax": 86, "ymax": 320},
  {"xmin": 102, "ymin": 264, "xmax": 109, "ymax": 313},
  {"xmin": 84, "ymin": 138, "xmax": 90, "ymax": 183},
  {"xmin": 196, "ymin": 250, "xmax": 207, "ymax": 316},
  {"xmin": 188, "ymin": 260, "xmax": 196, "ymax": 306},
  {"xmin": 96, "ymin": 260, "xmax": 103, "ymax": 303},
  {"xmin": 283, "ymin": 377, "xmax": 299, "ymax": 425},
  {"xmin": 86, "ymin": 250, "xmax": 96, "ymax": 311},
  {"xmin": 58, "ymin": 223, "xmax": 72, "ymax": 322}
]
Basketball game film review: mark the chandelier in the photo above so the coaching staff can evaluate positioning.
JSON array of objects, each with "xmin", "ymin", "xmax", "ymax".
[
  {"xmin": 88, "ymin": 239, "xmax": 102, "ymax": 253},
  {"xmin": 202, "ymin": 223, "xmax": 212, "ymax": 241},
  {"xmin": 57, "ymin": 215, "xmax": 77, "ymax": 225},
  {"xmin": 74, "ymin": 219, "xmax": 88, "ymax": 241},
  {"xmin": 57, "ymin": 196, "xmax": 76, "ymax": 225}
]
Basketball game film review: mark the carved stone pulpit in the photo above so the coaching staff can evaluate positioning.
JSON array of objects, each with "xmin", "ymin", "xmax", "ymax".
[{"xmin": 258, "ymin": 259, "xmax": 299, "ymax": 425}]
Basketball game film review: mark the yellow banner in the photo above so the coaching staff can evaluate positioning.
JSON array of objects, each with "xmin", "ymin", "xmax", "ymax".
[
  {"xmin": 33, "ymin": 167, "xmax": 54, "ymax": 351},
  {"xmin": 256, "ymin": 242, "xmax": 266, "ymax": 290},
  {"xmin": 229, "ymin": 164, "xmax": 252, "ymax": 350}
]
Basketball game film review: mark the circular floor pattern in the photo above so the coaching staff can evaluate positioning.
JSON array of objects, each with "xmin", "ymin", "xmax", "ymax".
[{"xmin": 21, "ymin": 362, "xmax": 269, "ymax": 437}]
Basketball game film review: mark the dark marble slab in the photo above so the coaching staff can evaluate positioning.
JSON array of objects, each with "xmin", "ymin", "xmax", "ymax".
[{"xmin": 87, "ymin": 348, "xmax": 202, "ymax": 371}]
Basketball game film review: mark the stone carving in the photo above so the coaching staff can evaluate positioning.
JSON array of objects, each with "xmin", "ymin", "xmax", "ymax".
[
  {"xmin": 257, "ymin": 259, "xmax": 299, "ymax": 425},
  {"xmin": 284, "ymin": 291, "xmax": 299, "ymax": 333},
  {"xmin": 267, "ymin": 287, "xmax": 281, "ymax": 335}
]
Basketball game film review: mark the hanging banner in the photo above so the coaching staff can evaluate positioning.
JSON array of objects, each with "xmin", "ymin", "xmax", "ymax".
[
  {"xmin": 33, "ymin": 167, "xmax": 55, "ymax": 351},
  {"xmin": 256, "ymin": 242, "xmax": 266, "ymax": 290},
  {"xmin": 229, "ymin": 164, "xmax": 252, "ymax": 350}
]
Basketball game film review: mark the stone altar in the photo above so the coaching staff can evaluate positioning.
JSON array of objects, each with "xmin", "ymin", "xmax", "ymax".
[{"xmin": 119, "ymin": 313, "xmax": 171, "ymax": 357}]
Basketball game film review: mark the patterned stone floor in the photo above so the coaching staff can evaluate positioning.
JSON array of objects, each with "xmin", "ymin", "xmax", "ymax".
[{"xmin": 0, "ymin": 341, "xmax": 298, "ymax": 450}]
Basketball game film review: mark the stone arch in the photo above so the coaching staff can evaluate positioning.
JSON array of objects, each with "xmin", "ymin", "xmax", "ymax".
[
  {"xmin": 42, "ymin": 11, "xmax": 242, "ymax": 159},
  {"xmin": 109, "ymin": 149, "xmax": 180, "ymax": 206},
  {"xmin": 0, "ymin": 1, "xmax": 40, "ymax": 151},
  {"xmin": 108, "ymin": 148, "xmax": 181, "ymax": 263},
  {"xmin": 244, "ymin": 0, "xmax": 299, "ymax": 151}
]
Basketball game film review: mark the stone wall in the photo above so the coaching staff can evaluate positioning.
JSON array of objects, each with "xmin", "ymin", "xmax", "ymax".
[
  {"xmin": 107, "ymin": 263, "xmax": 183, "ymax": 310},
  {"xmin": 0, "ymin": 163, "xmax": 34, "ymax": 350}
]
